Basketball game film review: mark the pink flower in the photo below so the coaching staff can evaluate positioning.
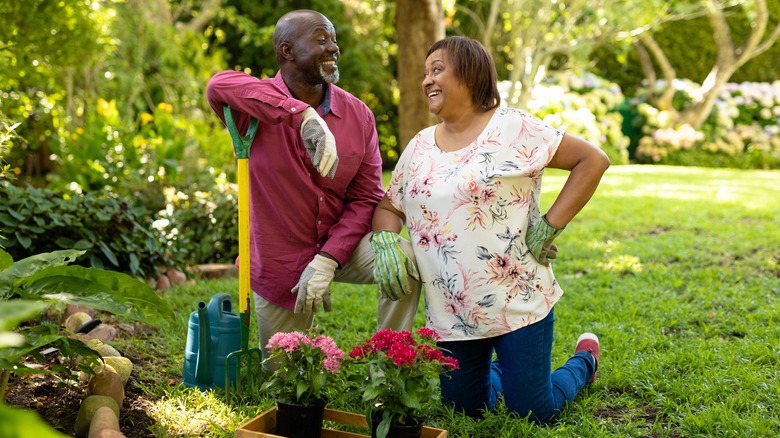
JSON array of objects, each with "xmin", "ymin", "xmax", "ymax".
[
  {"xmin": 262, "ymin": 331, "xmax": 345, "ymax": 405},
  {"xmin": 266, "ymin": 331, "xmax": 310, "ymax": 353}
]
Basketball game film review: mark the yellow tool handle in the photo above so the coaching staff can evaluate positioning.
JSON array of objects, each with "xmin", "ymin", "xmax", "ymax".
[{"xmin": 238, "ymin": 158, "xmax": 250, "ymax": 315}]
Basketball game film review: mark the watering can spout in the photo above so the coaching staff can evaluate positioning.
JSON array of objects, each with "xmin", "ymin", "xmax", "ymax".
[{"xmin": 194, "ymin": 301, "xmax": 212, "ymax": 386}]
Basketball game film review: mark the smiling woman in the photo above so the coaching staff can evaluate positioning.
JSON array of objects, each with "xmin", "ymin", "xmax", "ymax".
[{"xmin": 372, "ymin": 35, "xmax": 610, "ymax": 424}]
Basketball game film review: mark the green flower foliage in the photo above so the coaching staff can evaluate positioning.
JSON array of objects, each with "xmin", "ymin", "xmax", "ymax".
[{"xmin": 0, "ymin": 180, "xmax": 172, "ymax": 279}]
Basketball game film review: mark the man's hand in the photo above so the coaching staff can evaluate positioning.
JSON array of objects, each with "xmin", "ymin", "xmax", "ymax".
[
  {"xmin": 301, "ymin": 107, "xmax": 338, "ymax": 179},
  {"xmin": 526, "ymin": 215, "xmax": 564, "ymax": 266},
  {"xmin": 369, "ymin": 231, "xmax": 420, "ymax": 301},
  {"xmin": 292, "ymin": 254, "xmax": 338, "ymax": 313}
]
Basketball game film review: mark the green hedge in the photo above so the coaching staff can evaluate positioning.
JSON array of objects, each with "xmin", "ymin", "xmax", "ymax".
[{"xmin": 0, "ymin": 179, "xmax": 170, "ymax": 278}]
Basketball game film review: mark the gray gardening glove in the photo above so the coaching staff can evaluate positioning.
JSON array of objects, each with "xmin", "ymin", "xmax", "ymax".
[
  {"xmin": 301, "ymin": 107, "xmax": 338, "ymax": 179},
  {"xmin": 369, "ymin": 231, "xmax": 420, "ymax": 301},
  {"xmin": 292, "ymin": 254, "xmax": 338, "ymax": 313},
  {"xmin": 526, "ymin": 215, "xmax": 564, "ymax": 266}
]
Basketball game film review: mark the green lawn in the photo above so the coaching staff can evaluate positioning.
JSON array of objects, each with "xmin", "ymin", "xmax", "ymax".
[{"xmin": 121, "ymin": 165, "xmax": 780, "ymax": 437}]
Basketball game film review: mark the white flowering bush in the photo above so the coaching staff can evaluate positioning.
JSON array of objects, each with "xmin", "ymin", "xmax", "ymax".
[
  {"xmin": 499, "ymin": 71, "xmax": 631, "ymax": 165},
  {"xmin": 631, "ymin": 79, "xmax": 780, "ymax": 168}
]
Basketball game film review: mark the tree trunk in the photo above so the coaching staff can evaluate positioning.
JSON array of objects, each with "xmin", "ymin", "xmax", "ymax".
[{"xmin": 396, "ymin": 0, "xmax": 444, "ymax": 150}]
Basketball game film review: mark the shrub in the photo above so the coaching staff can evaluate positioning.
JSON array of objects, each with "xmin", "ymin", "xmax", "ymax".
[
  {"xmin": 0, "ymin": 180, "xmax": 173, "ymax": 279},
  {"xmin": 631, "ymin": 80, "xmax": 780, "ymax": 168},
  {"xmin": 153, "ymin": 177, "xmax": 239, "ymax": 267}
]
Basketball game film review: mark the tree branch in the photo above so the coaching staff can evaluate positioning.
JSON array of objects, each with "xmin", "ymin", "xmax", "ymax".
[
  {"xmin": 637, "ymin": 32, "xmax": 676, "ymax": 111},
  {"xmin": 181, "ymin": 0, "xmax": 223, "ymax": 33}
]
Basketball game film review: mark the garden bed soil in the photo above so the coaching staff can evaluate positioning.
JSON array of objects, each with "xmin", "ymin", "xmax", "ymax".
[
  {"xmin": 4, "ymin": 319, "xmax": 160, "ymax": 438},
  {"xmin": 4, "ymin": 355, "xmax": 156, "ymax": 438}
]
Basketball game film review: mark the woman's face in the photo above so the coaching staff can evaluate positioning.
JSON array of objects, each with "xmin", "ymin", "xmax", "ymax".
[{"xmin": 422, "ymin": 49, "xmax": 471, "ymax": 118}]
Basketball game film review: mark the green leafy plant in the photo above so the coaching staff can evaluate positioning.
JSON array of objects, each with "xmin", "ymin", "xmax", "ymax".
[
  {"xmin": 0, "ymin": 180, "xmax": 173, "ymax": 278},
  {"xmin": 347, "ymin": 328, "xmax": 458, "ymax": 438},
  {"xmin": 155, "ymin": 179, "xmax": 239, "ymax": 267},
  {"xmin": 0, "ymin": 247, "xmax": 173, "ymax": 401},
  {"xmin": 260, "ymin": 330, "xmax": 345, "ymax": 407}
]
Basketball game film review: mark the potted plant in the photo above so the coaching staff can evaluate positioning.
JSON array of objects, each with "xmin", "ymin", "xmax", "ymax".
[
  {"xmin": 347, "ymin": 328, "xmax": 459, "ymax": 438},
  {"xmin": 260, "ymin": 330, "xmax": 345, "ymax": 438}
]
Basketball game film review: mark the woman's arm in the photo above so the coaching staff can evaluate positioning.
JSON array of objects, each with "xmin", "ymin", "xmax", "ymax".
[{"xmin": 372, "ymin": 194, "xmax": 406, "ymax": 233}]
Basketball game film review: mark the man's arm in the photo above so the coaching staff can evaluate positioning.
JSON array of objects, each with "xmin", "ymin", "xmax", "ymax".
[
  {"xmin": 206, "ymin": 70, "xmax": 307, "ymax": 130},
  {"xmin": 207, "ymin": 70, "xmax": 338, "ymax": 177}
]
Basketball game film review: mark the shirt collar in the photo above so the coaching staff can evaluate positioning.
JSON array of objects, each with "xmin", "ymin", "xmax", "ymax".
[{"xmin": 274, "ymin": 71, "xmax": 341, "ymax": 118}]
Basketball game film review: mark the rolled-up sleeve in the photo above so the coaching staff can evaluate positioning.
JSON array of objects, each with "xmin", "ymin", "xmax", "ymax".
[{"xmin": 206, "ymin": 70, "xmax": 308, "ymax": 131}]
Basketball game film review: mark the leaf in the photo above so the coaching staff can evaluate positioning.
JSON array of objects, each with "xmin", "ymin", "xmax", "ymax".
[
  {"xmin": 18, "ymin": 265, "xmax": 173, "ymax": 321},
  {"xmin": 400, "ymin": 389, "xmax": 421, "ymax": 410},
  {"xmin": 475, "ymin": 246, "xmax": 493, "ymax": 261},
  {"xmin": 55, "ymin": 237, "xmax": 76, "ymax": 249},
  {"xmin": 97, "ymin": 241, "xmax": 119, "ymax": 266},
  {"xmin": 376, "ymin": 417, "xmax": 391, "ymax": 438},
  {"xmin": 0, "ymin": 300, "xmax": 50, "ymax": 331},
  {"xmin": 0, "ymin": 403, "xmax": 70, "ymax": 437},
  {"xmin": 129, "ymin": 253, "xmax": 139, "ymax": 276},
  {"xmin": 74, "ymin": 239, "xmax": 93, "ymax": 250},
  {"xmin": 7, "ymin": 209, "xmax": 25, "ymax": 221},
  {"xmin": 362, "ymin": 386, "xmax": 383, "ymax": 402},
  {"xmin": 0, "ymin": 332, "xmax": 62, "ymax": 365},
  {"xmin": 0, "ymin": 249, "xmax": 12, "ymax": 270},
  {"xmin": 296, "ymin": 380, "xmax": 308, "ymax": 400},
  {"xmin": 0, "ymin": 212, "xmax": 16, "ymax": 225},
  {"xmin": 15, "ymin": 231, "xmax": 32, "ymax": 249},
  {"xmin": 0, "ymin": 250, "xmax": 85, "ymax": 298},
  {"xmin": 312, "ymin": 371, "xmax": 326, "ymax": 392}
]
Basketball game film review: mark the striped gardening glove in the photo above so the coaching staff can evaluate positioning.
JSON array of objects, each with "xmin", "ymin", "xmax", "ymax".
[
  {"xmin": 369, "ymin": 231, "xmax": 420, "ymax": 301},
  {"xmin": 525, "ymin": 215, "xmax": 564, "ymax": 266}
]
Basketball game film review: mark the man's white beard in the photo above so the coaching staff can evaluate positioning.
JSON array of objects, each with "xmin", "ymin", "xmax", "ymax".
[{"xmin": 320, "ymin": 65, "xmax": 339, "ymax": 84}]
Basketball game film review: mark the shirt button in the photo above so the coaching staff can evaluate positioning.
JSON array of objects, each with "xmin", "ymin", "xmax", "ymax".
[
  {"xmin": 291, "ymin": 107, "xmax": 296, "ymax": 112},
  {"xmin": 319, "ymin": 197, "xmax": 323, "ymax": 202},
  {"xmin": 316, "ymin": 244, "xmax": 321, "ymax": 248},
  {"xmin": 317, "ymin": 220, "xmax": 321, "ymax": 225}
]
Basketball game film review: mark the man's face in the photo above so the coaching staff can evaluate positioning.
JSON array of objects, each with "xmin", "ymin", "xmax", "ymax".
[{"xmin": 291, "ymin": 16, "xmax": 340, "ymax": 85}]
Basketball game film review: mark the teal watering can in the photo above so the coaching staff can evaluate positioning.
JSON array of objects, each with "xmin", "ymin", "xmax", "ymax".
[{"xmin": 183, "ymin": 293, "xmax": 241, "ymax": 390}]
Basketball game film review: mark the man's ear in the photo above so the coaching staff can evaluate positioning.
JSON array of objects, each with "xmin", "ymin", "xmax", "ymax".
[{"xmin": 279, "ymin": 42, "xmax": 295, "ymax": 61}]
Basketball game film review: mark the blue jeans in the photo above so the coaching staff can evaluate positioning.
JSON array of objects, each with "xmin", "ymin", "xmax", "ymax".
[{"xmin": 437, "ymin": 307, "xmax": 595, "ymax": 423}]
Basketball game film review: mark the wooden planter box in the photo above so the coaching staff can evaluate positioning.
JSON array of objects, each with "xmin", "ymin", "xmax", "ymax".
[{"xmin": 236, "ymin": 407, "xmax": 448, "ymax": 438}]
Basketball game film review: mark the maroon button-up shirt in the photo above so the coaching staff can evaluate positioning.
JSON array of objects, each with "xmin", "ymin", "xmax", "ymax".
[{"xmin": 206, "ymin": 70, "xmax": 384, "ymax": 310}]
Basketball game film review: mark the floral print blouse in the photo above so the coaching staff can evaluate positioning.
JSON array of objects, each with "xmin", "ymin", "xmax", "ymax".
[{"xmin": 387, "ymin": 107, "xmax": 565, "ymax": 341}]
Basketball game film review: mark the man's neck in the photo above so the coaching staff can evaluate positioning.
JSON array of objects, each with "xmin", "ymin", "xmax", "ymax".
[{"xmin": 283, "ymin": 75, "xmax": 326, "ymax": 109}]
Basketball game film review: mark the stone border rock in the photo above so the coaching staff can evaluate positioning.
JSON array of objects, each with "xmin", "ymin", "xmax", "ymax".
[{"xmin": 62, "ymin": 304, "xmax": 131, "ymax": 438}]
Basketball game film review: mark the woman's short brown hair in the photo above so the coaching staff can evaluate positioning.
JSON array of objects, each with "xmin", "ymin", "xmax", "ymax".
[{"xmin": 427, "ymin": 36, "xmax": 500, "ymax": 111}]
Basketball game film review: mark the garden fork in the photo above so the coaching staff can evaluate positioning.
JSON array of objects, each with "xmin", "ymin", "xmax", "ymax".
[{"xmin": 223, "ymin": 105, "xmax": 263, "ymax": 404}]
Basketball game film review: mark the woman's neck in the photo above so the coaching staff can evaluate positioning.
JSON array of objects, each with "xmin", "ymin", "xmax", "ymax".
[{"xmin": 435, "ymin": 107, "xmax": 496, "ymax": 152}]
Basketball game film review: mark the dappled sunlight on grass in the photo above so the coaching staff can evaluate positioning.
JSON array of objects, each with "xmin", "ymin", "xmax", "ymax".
[
  {"xmin": 599, "ymin": 254, "xmax": 643, "ymax": 275},
  {"xmin": 545, "ymin": 165, "xmax": 780, "ymax": 210},
  {"xmin": 148, "ymin": 387, "xmax": 245, "ymax": 436}
]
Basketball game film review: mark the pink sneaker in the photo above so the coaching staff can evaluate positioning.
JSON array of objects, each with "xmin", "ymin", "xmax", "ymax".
[{"xmin": 575, "ymin": 333, "xmax": 600, "ymax": 383}]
